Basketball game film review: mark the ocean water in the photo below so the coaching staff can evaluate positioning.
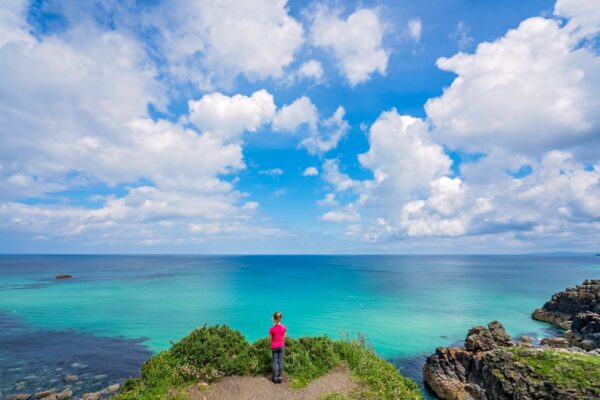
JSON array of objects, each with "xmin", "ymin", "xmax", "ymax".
[{"xmin": 1, "ymin": 255, "xmax": 599, "ymax": 398}]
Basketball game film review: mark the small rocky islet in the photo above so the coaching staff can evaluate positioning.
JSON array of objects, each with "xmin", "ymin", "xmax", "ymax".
[{"xmin": 423, "ymin": 279, "xmax": 600, "ymax": 400}]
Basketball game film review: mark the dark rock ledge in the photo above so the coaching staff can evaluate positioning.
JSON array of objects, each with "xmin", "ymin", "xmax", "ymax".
[{"xmin": 532, "ymin": 279, "xmax": 600, "ymax": 350}]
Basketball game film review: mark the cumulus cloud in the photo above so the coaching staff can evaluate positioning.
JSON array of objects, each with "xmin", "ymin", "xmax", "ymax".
[
  {"xmin": 358, "ymin": 111, "xmax": 452, "ymax": 202},
  {"xmin": 153, "ymin": 0, "xmax": 304, "ymax": 87},
  {"xmin": 311, "ymin": 7, "xmax": 388, "ymax": 85},
  {"xmin": 297, "ymin": 59, "xmax": 324, "ymax": 81},
  {"xmin": 272, "ymin": 96, "xmax": 318, "ymax": 133},
  {"xmin": 187, "ymin": 90, "xmax": 276, "ymax": 141},
  {"xmin": 321, "ymin": 159, "xmax": 362, "ymax": 193},
  {"xmin": 554, "ymin": 0, "xmax": 600, "ymax": 38},
  {"xmin": 426, "ymin": 16, "xmax": 600, "ymax": 160},
  {"xmin": 300, "ymin": 106, "xmax": 350, "ymax": 154},
  {"xmin": 302, "ymin": 167, "xmax": 319, "ymax": 177}
]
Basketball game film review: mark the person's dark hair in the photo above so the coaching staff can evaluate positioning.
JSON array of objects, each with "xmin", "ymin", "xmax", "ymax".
[{"xmin": 273, "ymin": 311, "xmax": 282, "ymax": 322}]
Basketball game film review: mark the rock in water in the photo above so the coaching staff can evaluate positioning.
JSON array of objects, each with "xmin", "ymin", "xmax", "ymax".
[
  {"xmin": 539, "ymin": 337, "xmax": 570, "ymax": 349},
  {"xmin": 532, "ymin": 279, "xmax": 600, "ymax": 326},
  {"xmin": 532, "ymin": 279, "xmax": 600, "ymax": 350},
  {"xmin": 63, "ymin": 374, "xmax": 79, "ymax": 383},
  {"xmin": 34, "ymin": 389, "xmax": 57, "ymax": 399},
  {"xmin": 55, "ymin": 274, "xmax": 73, "ymax": 280},
  {"xmin": 57, "ymin": 389, "xmax": 72, "ymax": 400}
]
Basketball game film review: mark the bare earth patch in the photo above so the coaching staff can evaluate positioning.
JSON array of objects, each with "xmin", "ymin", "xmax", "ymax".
[{"xmin": 188, "ymin": 365, "xmax": 357, "ymax": 400}]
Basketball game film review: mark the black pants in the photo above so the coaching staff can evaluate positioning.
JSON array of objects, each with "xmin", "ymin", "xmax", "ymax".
[{"xmin": 272, "ymin": 347, "xmax": 284, "ymax": 379}]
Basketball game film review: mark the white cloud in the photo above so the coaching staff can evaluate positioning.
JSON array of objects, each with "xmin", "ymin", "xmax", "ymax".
[
  {"xmin": 407, "ymin": 18, "xmax": 422, "ymax": 42},
  {"xmin": 187, "ymin": 90, "xmax": 276, "ymax": 141},
  {"xmin": 426, "ymin": 16, "xmax": 600, "ymax": 160},
  {"xmin": 321, "ymin": 159, "xmax": 362, "ymax": 193},
  {"xmin": 272, "ymin": 96, "xmax": 318, "ymax": 133},
  {"xmin": 450, "ymin": 21, "xmax": 474, "ymax": 50},
  {"xmin": 317, "ymin": 193, "xmax": 337, "ymax": 207},
  {"xmin": 554, "ymin": 0, "xmax": 600, "ymax": 39},
  {"xmin": 298, "ymin": 59, "xmax": 324, "ymax": 81},
  {"xmin": 301, "ymin": 106, "xmax": 350, "ymax": 154},
  {"xmin": 358, "ymin": 110, "xmax": 452, "ymax": 202},
  {"xmin": 320, "ymin": 208, "xmax": 360, "ymax": 223},
  {"xmin": 154, "ymin": 0, "xmax": 304, "ymax": 87},
  {"xmin": 302, "ymin": 167, "xmax": 319, "ymax": 177},
  {"xmin": 259, "ymin": 168, "xmax": 284, "ymax": 177},
  {"xmin": 311, "ymin": 7, "xmax": 388, "ymax": 85},
  {"xmin": 0, "ymin": 15, "xmax": 283, "ymax": 247},
  {"xmin": 0, "ymin": 0, "xmax": 32, "ymax": 47}
]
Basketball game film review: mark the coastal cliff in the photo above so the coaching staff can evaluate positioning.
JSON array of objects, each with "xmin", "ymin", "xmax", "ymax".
[
  {"xmin": 114, "ymin": 325, "xmax": 421, "ymax": 399},
  {"xmin": 423, "ymin": 279, "xmax": 600, "ymax": 400},
  {"xmin": 532, "ymin": 279, "xmax": 600, "ymax": 350}
]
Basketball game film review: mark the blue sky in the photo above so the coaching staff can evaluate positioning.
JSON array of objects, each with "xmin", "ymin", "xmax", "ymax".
[{"xmin": 0, "ymin": 0, "xmax": 599, "ymax": 253}]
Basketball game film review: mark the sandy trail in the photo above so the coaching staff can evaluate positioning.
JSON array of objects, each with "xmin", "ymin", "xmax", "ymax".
[{"xmin": 188, "ymin": 365, "xmax": 358, "ymax": 400}]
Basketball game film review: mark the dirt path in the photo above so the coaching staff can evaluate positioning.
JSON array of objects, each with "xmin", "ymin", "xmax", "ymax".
[{"xmin": 188, "ymin": 365, "xmax": 358, "ymax": 400}]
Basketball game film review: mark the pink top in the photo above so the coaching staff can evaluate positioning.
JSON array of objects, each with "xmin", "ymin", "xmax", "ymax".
[{"xmin": 269, "ymin": 324, "xmax": 286, "ymax": 349}]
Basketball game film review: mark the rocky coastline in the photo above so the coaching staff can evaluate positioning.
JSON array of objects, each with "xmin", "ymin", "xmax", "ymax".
[
  {"xmin": 532, "ymin": 279, "xmax": 600, "ymax": 350},
  {"xmin": 4, "ymin": 381, "xmax": 120, "ymax": 400},
  {"xmin": 423, "ymin": 279, "xmax": 600, "ymax": 400}
]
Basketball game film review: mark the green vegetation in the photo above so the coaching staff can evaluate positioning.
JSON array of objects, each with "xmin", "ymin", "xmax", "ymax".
[
  {"xmin": 116, "ymin": 325, "xmax": 421, "ymax": 400},
  {"xmin": 506, "ymin": 347, "xmax": 600, "ymax": 396}
]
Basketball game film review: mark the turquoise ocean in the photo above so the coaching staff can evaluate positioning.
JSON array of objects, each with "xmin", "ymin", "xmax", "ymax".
[{"xmin": 1, "ymin": 255, "xmax": 599, "ymax": 398}]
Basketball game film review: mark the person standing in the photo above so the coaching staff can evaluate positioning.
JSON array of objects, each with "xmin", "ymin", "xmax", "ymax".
[{"xmin": 269, "ymin": 311, "xmax": 286, "ymax": 384}]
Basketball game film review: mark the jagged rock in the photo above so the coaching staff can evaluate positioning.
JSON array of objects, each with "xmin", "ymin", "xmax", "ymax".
[
  {"xmin": 517, "ymin": 335, "xmax": 533, "ymax": 344},
  {"xmin": 82, "ymin": 392, "xmax": 102, "ymax": 400},
  {"xmin": 465, "ymin": 321, "xmax": 512, "ymax": 352},
  {"xmin": 34, "ymin": 389, "xmax": 56, "ymax": 399},
  {"xmin": 422, "ymin": 347, "xmax": 478, "ymax": 400},
  {"xmin": 532, "ymin": 280, "xmax": 600, "ymax": 351},
  {"xmin": 5, "ymin": 394, "xmax": 32, "ymax": 400},
  {"xmin": 532, "ymin": 279, "xmax": 600, "ymax": 327},
  {"xmin": 57, "ymin": 389, "xmax": 72, "ymax": 400},
  {"xmin": 424, "ymin": 321, "xmax": 600, "ymax": 400},
  {"xmin": 105, "ymin": 384, "xmax": 120, "ymax": 394},
  {"xmin": 63, "ymin": 374, "xmax": 79, "ymax": 383},
  {"xmin": 488, "ymin": 321, "xmax": 512, "ymax": 347},
  {"xmin": 564, "ymin": 311, "xmax": 600, "ymax": 350},
  {"xmin": 465, "ymin": 326, "xmax": 497, "ymax": 352},
  {"xmin": 539, "ymin": 337, "xmax": 569, "ymax": 349}
]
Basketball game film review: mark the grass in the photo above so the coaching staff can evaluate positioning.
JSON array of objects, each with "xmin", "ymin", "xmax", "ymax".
[
  {"xmin": 115, "ymin": 325, "xmax": 421, "ymax": 400},
  {"xmin": 506, "ymin": 347, "xmax": 600, "ymax": 396}
]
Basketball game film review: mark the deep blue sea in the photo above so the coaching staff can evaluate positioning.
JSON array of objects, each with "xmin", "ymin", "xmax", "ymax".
[{"xmin": 1, "ymin": 255, "xmax": 599, "ymax": 398}]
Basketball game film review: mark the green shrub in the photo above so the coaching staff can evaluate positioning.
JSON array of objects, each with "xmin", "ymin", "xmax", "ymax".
[
  {"xmin": 170, "ymin": 325, "xmax": 254, "ymax": 381},
  {"xmin": 335, "ymin": 339, "xmax": 421, "ymax": 400}
]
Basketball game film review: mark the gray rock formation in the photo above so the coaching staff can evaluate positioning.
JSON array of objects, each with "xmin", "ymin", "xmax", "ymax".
[
  {"xmin": 532, "ymin": 279, "xmax": 600, "ymax": 350},
  {"xmin": 423, "ymin": 320, "xmax": 600, "ymax": 400}
]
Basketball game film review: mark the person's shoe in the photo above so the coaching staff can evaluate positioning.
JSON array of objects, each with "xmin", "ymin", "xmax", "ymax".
[
  {"xmin": 277, "ymin": 377, "xmax": 283, "ymax": 384},
  {"xmin": 272, "ymin": 377, "xmax": 278, "ymax": 384}
]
